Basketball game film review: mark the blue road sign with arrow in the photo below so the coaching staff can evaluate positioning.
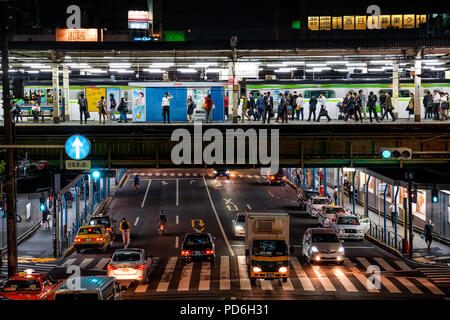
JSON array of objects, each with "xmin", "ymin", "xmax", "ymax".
[{"xmin": 65, "ymin": 135, "xmax": 91, "ymax": 160}]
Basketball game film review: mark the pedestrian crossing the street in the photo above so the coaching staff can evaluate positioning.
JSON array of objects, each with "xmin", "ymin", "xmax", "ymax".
[{"xmin": 52, "ymin": 255, "xmax": 447, "ymax": 297}]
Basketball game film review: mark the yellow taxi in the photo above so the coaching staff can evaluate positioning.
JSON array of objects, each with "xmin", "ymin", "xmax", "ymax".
[{"xmin": 74, "ymin": 225, "xmax": 112, "ymax": 253}]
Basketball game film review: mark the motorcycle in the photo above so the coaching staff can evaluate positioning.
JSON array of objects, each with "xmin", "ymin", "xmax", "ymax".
[{"xmin": 158, "ymin": 223, "xmax": 167, "ymax": 235}]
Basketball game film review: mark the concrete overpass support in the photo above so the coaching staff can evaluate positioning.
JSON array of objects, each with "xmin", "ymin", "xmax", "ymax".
[{"xmin": 63, "ymin": 64, "xmax": 70, "ymax": 122}]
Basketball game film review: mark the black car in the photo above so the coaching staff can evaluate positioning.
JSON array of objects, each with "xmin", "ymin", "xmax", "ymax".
[
  {"xmin": 214, "ymin": 168, "xmax": 230, "ymax": 179},
  {"xmin": 298, "ymin": 189, "xmax": 321, "ymax": 210},
  {"xmin": 267, "ymin": 172, "xmax": 286, "ymax": 185},
  {"xmin": 88, "ymin": 215, "xmax": 116, "ymax": 240},
  {"xmin": 180, "ymin": 232, "xmax": 215, "ymax": 265}
]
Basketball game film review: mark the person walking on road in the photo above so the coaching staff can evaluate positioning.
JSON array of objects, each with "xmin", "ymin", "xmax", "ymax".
[
  {"xmin": 390, "ymin": 202, "xmax": 396, "ymax": 227},
  {"xmin": 424, "ymin": 219, "xmax": 435, "ymax": 250},
  {"xmin": 119, "ymin": 218, "xmax": 131, "ymax": 248},
  {"xmin": 97, "ymin": 96, "xmax": 107, "ymax": 124},
  {"xmin": 78, "ymin": 93, "xmax": 88, "ymax": 124},
  {"xmin": 162, "ymin": 92, "xmax": 173, "ymax": 123},
  {"xmin": 134, "ymin": 174, "xmax": 140, "ymax": 190},
  {"xmin": 333, "ymin": 186, "xmax": 338, "ymax": 204}
]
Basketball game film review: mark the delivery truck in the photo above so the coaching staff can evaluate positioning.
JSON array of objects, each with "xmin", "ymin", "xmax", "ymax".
[{"xmin": 245, "ymin": 210, "xmax": 290, "ymax": 283}]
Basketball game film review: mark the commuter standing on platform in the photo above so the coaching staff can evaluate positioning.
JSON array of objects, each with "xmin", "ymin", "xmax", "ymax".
[
  {"xmin": 162, "ymin": 92, "xmax": 173, "ymax": 123},
  {"xmin": 406, "ymin": 92, "xmax": 415, "ymax": 120},
  {"xmin": 367, "ymin": 91, "xmax": 379, "ymax": 122},
  {"xmin": 439, "ymin": 91, "xmax": 449, "ymax": 120},
  {"xmin": 262, "ymin": 91, "xmax": 273, "ymax": 124},
  {"xmin": 296, "ymin": 93, "xmax": 304, "ymax": 120},
  {"xmin": 240, "ymin": 94, "xmax": 251, "ymax": 123},
  {"xmin": 248, "ymin": 92, "xmax": 256, "ymax": 121},
  {"xmin": 205, "ymin": 94, "xmax": 214, "ymax": 123},
  {"xmin": 359, "ymin": 90, "xmax": 367, "ymax": 120},
  {"xmin": 78, "ymin": 93, "xmax": 88, "ymax": 124},
  {"xmin": 380, "ymin": 92, "xmax": 396, "ymax": 121},
  {"xmin": 423, "ymin": 90, "xmax": 431, "ymax": 119},
  {"xmin": 432, "ymin": 90, "xmax": 440, "ymax": 120},
  {"xmin": 117, "ymin": 97, "xmax": 128, "ymax": 123},
  {"xmin": 186, "ymin": 95, "xmax": 196, "ymax": 123},
  {"xmin": 291, "ymin": 91, "xmax": 298, "ymax": 120},
  {"xmin": 344, "ymin": 92, "xmax": 356, "ymax": 121},
  {"xmin": 379, "ymin": 91, "xmax": 388, "ymax": 119},
  {"xmin": 354, "ymin": 92, "xmax": 363, "ymax": 122},
  {"xmin": 31, "ymin": 102, "xmax": 40, "ymax": 123},
  {"xmin": 256, "ymin": 92, "xmax": 265, "ymax": 121},
  {"xmin": 109, "ymin": 93, "xmax": 117, "ymax": 121},
  {"xmin": 97, "ymin": 96, "xmax": 107, "ymax": 124},
  {"xmin": 307, "ymin": 94, "xmax": 318, "ymax": 121},
  {"xmin": 224, "ymin": 95, "xmax": 229, "ymax": 119}
]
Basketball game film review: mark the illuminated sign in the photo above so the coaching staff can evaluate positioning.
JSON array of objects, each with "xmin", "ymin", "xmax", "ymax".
[
  {"xmin": 133, "ymin": 37, "xmax": 153, "ymax": 41},
  {"xmin": 128, "ymin": 10, "xmax": 150, "ymax": 21},
  {"xmin": 403, "ymin": 14, "xmax": 415, "ymax": 28},
  {"xmin": 355, "ymin": 16, "xmax": 366, "ymax": 30},
  {"xmin": 391, "ymin": 15, "xmax": 403, "ymax": 28},
  {"xmin": 343, "ymin": 16, "xmax": 355, "ymax": 30},
  {"xmin": 128, "ymin": 21, "xmax": 149, "ymax": 29},
  {"xmin": 308, "ymin": 16, "xmax": 319, "ymax": 31},
  {"xmin": 416, "ymin": 14, "xmax": 426, "ymax": 26},
  {"xmin": 56, "ymin": 28, "xmax": 98, "ymax": 42},
  {"xmin": 320, "ymin": 16, "xmax": 331, "ymax": 30},
  {"xmin": 332, "ymin": 17, "xmax": 342, "ymax": 29}
]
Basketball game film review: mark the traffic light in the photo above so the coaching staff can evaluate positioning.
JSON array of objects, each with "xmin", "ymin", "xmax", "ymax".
[
  {"xmin": 39, "ymin": 196, "xmax": 47, "ymax": 212},
  {"xmin": 409, "ymin": 187, "xmax": 417, "ymax": 203},
  {"xmin": 431, "ymin": 189, "xmax": 439, "ymax": 203},
  {"xmin": 91, "ymin": 169, "xmax": 116, "ymax": 179},
  {"xmin": 380, "ymin": 148, "xmax": 412, "ymax": 160}
]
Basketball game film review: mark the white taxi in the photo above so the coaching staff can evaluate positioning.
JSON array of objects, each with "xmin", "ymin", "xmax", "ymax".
[
  {"xmin": 107, "ymin": 248, "xmax": 152, "ymax": 283},
  {"xmin": 330, "ymin": 212, "xmax": 365, "ymax": 241},
  {"xmin": 306, "ymin": 196, "xmax": 329, "ymax": 217}
]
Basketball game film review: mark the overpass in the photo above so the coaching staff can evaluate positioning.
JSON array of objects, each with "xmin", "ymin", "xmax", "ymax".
[{"xmin": 2, "ymin": 122, "xmax": 449, "ymax": 170}]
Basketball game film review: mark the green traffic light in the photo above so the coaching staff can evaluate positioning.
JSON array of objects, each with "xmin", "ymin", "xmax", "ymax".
[
  {"xmin": 381, "ymin": 150, "xmax": 391, "ymax": 159},
  {"xmin": 92, "ymin": 170, "xmax": 101, "ymax": 179}
]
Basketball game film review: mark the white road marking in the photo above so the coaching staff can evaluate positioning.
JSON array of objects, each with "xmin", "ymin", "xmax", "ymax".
[
  {"xmin": 281, "ymin": 278, "xmax": 294, "ymax": 291},
  {"xmin": 396, "ymin": 277, "xmax": 422, "ymax": 294},
  {"xmin": 203, "ymin": 176, "xmax": 234, "ymax": 256},
  {"xmin": 176, "ymin": 179, "xmax": 179, "ymax": 206},
  {"xmin": 237, "ymin": 256, "xmax": 252, "ymax": 290},
  {"xmin": 334, "ymin": 268, "xmax": 358, "ymax": 292},
  {"xmin": 259, "ymin": 279, "xmax": 273, "ymax": 290},
  {"xmin": 220, "ymin": 256, "xmax": 231, "ymax": 290},
  {"xmin": 415, "ymin": 278, "xmax": 445, "ymax": 295},
  {"xmin": 356, "ymin": 257, "xmax": 372, "ymax": 270},
  {"xmin": 134, "ymin": 217, "xmax": 140, "ymax": 226},
  {"xmin": 156, "ymin": 257, "xmax": 177, "ymax": 292},
  {"xmin": 289, "ymin": 257, "xmax": 314, "ymax": 291},
  {"xmin": 393, "ymin": 260, "xmax": 413, "ymax": 271},
  {"xmin": 61, "ymin": 258, "xmax": 76, "ymax": 267},
  {"xmin": 268, "ymin": 191, "xmax": 274, "ymax": 197},
  {"xmin": 380, "ymin": 275, "xmax": 401, "ymax": 293},
  {"xmin": 312, "ymin": 266, "xmax": 336, "ymax": 291},
  {"xmin": 175, "ymin": 236, "xmax": 179, "ymax": 249},
  {"xmin": 176, "ymin": 215, "xmax": 179, "ymax": 224},
  {"xmin": 374, "ymin": 257, "xmax": 395, "ymax": 271},
  {"xmin": 349, "ymin": 266, "xmax": 379, "ymax": 293},
  {"xmin": 198, "ymin": 262, "xmax": 211, "ymax": 291},
  {"xmin": 135, "ymin": 284, "xmax": 148, "ymax": 293},
  {"xmin": 92, "ymin": 258, "xmax": 110, "ymax": 271},
  {"xmin": 246, "ymin": 204, "xmax": 252, "ymax": 210},
  {"xmin": 79, "ymin": 258, "xmax": 94, "ymax": 269},
  {"xmin": 177, "ymin": 263, "xmax": 193, "ymax": 291},
  {"xmin": 140, "ymin": 180, "xmax": 152, "ymax": 208}
]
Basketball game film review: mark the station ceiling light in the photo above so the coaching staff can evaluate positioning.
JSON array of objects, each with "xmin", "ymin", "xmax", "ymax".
[
  {"xmin": 177, "ymin": 68, "xmax": 197, "ymax": 73},
  {"xmin": 347, "ymin": 63, "xmax": 367, "ymax": 67},
  {"xmin": 370, "ymin": 60, "xmax": 393, "ymax": 64},
  {"xmin": 109, "ymin": 63, "xmax": 131, "ymax": 68},
  {"xmin": 274, "ymin": 67, "xmax": 296, "ymax": 72},
  {"xmin": 306, "ymin": 63, "xmax": 327, "ymax": 67},
  {"xmin": 151, "ymin": 62, "xmax": 174, "ymax": 67},
  {"xmin": 326, "ymin": 61, "xmax": 348, "ymax": 65},
  {"xmin": 143, "ymin": 68, "xmax": 164, "ymax": 73}
]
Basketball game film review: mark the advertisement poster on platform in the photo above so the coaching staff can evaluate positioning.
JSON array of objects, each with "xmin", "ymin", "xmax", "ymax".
[
  {"xmin": 190, "ymin": 88, "xmax": 209, "ymax": 121},
  {"xmin": 86, "ymin": 87, "xmax": 106, "ymax": 112},
  {"xmin": 132, "ymin": 89, "xmax": 146, "ymax": 122}
]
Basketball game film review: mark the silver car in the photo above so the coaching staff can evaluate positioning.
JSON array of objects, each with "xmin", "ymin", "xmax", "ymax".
[
  {"xmin": 330, "ymin": 213, "xmax": 365, "ymax": 241},
  {"xmin": 107, "ymin": 248, "xmax": 152, "ymax": 283},
  {"xmin": 306, "ymin": 196, "xmax": 329, "ymax": 217},
  {"xmin": 302, "ymin": 228, "xmax": 345, "ymax": 265},
  {"xmin": 232, "ymin": 213, "xmax": 246, "ymax": 237}
]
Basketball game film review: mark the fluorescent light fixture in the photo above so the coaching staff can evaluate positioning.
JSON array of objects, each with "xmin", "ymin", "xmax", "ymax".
[
  {"xmin": 143, "ymin": 68, "xmax": 164, "ymax": 73},
  {"xmin": 205, "ymin": 68, "xmax": 225, "ymax": 73},
  {"xmin": 30, "ymin": 65, "xmax": 51, "ymax": 69},
  {"xmin": 109, "ymin": 63, "xmax": 131, "ymax": 68},
  {"xmin": 422, "ymin": 66, "xmax": 434, "ymax": 69},
  {"xmin": 334, "ymin": 69, "xmax": 350, "ymax": 72},
  {"xmin": 313, "ymin": 67, "xmax": 331, "ymax": 71},
  {"xmin": 326, "ymin": 61, "xmax": 349, "ymax": 65},
  {"xmin": 22, "ymin": 63, "xmax": 44, "ymax": 67},
  {"xmin": 85, "ymin": 69, "xmax": 107, "ymax": 73},
  {"xmin": 40, "ymin": 69, "xmax": 52, "ymax": 72},
  {"xmin": 424, "ymin": 62, "xmax": 444, "ymax": 65},
  {"xmin": 267, "ymin": 63, "xmax": 286, "ymax": 67},
  {"xmin": 274, "ymin": 68, "xmax": 296, "ymax": 72},
  {"xmin": 421, "ymin": 59, "xmax": 439, "ymax": 63},
  {"xmin": 67, "ymin": 63, "xmax": 90, "ymax": 68},
  {"xmin": 64, "ymin": 56, "xmax": 71, "ymax": 59},
  {"xmin": 177, "ymin": 68, "xmax": 197, "ymax": 73},
  {"xmin": 151, "ymin": 62, "xmax": 174, "ymax": 67},
  {"xmin": 109, "ymin": 69, "xmax": 134, "ymax": 73},
  {"xmin": 289, "ymin": 61, "xmax": 306, "ymax": 65},
  {"xmin": 193, "ymin": 62, "xmax": 217, "ymax": 67},
  {"xmin": 370, "ymin": 60, "xmax": 393, "ymax": 64},
  {"xmin": 368, "ymin": 68, "xmax": 384, "ymax": 72},
  {"xmin": 343, "ymin": 167, "xmax": 356, "ymax": 172},
  {"xmin": 306, "ymin": 63, "xmax": 327, "ymax": 67},
  {"xmin": 431, "ymin": 67, "xmax": 446, "ymax": 71},
  {"xmin": 27, "ymin": 70, "xmax": 39, "ymax": 73},
  {"xmin": 347, "ymin": 63, "xmax": 367, "ymax": 67}
]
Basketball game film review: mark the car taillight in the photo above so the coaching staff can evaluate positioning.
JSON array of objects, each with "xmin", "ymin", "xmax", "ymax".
[
  {"xmin": 181, "ymin": 250, "xmax": 191, "ymax": 256},
  {"xmin": 95, "ymin": 237, "xmax": 103, "ymax": 241},
  {"xmin": 107, "ymin": 265, "xmax": 117, "ymax": 270},
  {"xmin": 271, "ymin": 176, "xmax": 275, "ymax": 180},
  {"xmin": 204, "ymin": 250, "xmax": 214, "ymax": 255},
  {"xmin": 106, "ymin": 228, "xmax": 112, "ymax": 232},
  {"xmin": 134, "ymin": 265, "xmax": 145, "ymax": 270},
  {"xmin": 160, "ymin": 225, "xmax": 165, "ymax": 229}
]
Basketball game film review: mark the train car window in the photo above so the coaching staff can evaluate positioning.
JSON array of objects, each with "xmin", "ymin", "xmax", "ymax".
[
  {"xmin": 303, "ymin": 90, "xmax": 335, "ymax": 99},
  {"xmin": 379, "ymin": 89, "xmax": 392, "ymax": 96},
  {"xmin": 70, "ymin": 90, "xmax": 84, "ymax": 100},
  {"xmin": 250, "ymin": 90, "xmax": 261, "ymax": 98},
  {"xmin": 399, "ymin": 90, "xmax": 410, "ymax": 97}
]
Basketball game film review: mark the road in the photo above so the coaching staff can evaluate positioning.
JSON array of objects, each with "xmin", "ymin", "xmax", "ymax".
[{"xmin": 18, "ymin": 169, "xmax": 450, "ymax": 300}]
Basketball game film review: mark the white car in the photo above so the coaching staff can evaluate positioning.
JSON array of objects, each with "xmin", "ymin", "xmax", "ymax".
[
  {"xmin": 306, "ymin": 196, "xmax": 329, "ymax": 217},
  {"xmin": 107, "ymin": 248, "xmax": 152, "ymax": 283},
  {"xmin": 302, "ymin": 228, "xmax": 345, "ymax": 265},
  {"xmin": 318, "ymin": 205, "xmax": 346, "ymax": 228},
  {"xmin": 232, "ymin": 213, "xmax": 246, "ymax": 237},
  {"xmin": 330, "ymin": 213, "xmax": 365, "ymax": 241}
]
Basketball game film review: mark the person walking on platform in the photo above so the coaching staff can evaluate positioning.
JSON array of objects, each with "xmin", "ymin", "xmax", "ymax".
[
  {"xmin": 379, "ymin": 91, "xmax": 388, "ymax": 119},
  {"xmin": 204, "ymin": 94, "xmax": 214, "ymax": 123},
  {"xmin": 432, "ymin": 90, "xmax": 440, "ymax": 120},
  {"xmin": 390, "ymin": 202, "xmax": 396, "ymax": 227},
  {"xmin": 97, "ymin": 96, "xmax": 107, "ymax": 124},
  {"xmin": 291, "ymin": 91, "xmax": 298, "ymax": 120},
  {"xmin": 117, "ymin": 97, "xmax": 128, "ymax": 123},
  {"xmin": 380, "ymin": 92, "xmax": 396, "ymax": 121},
  {"xmin": 317, "ymin": 93, "xmax": 331, "ymax": 122},
  {"xmin": 78, "ymin": 93, "xmax": 88, "ymax": 124},
  {"xmin": 262, "ymin": 92, "xmax": 273, "ymax": 124},
  {"xmin": 307, "ymin": 94, "xmax": 318, "ymax": 121},
  {"xmin": 424, "ymin": 220, "xmax": 435, "ymax": 250},
  {"xmin": 162, "ymin": 92, "xmax": 173, "ymax": 123},
  {"xmin": 240, "ymin": 94, "xmax": 251, "ymax": 123},
  {"xmin": 296, "ymin": 93, "xmax": 304, "ymax": 120},
  {"xmin": 344, "ymin": 92, "xmax": 357, "ymax": 121},
  {"xmin": 186, "ymin": 95, "xmax": 196, "ymax": 123},
  {"xmin": 367, "ymin": 91, "xmax": 379, "ymax": 122},
  {"xmin": 358, "ymin": 90, "xmax": 367, "ymax": 120},
  {"xmin": 248, "ymin": 92, "xmax": 256, "ymax": 121},
  {"xmin": 109, "ymin": 93, "xmax": 117, "ymax": 121}
]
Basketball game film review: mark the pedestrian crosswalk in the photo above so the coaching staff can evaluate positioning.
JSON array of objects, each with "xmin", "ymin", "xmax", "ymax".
[
  {"xmin": 130, "ymin": 172, "xmax": 265, "ymax": 179},
  {"xmin": 417, "ymin": 266, "xmax": 450, "ymax": 287},
  {"xmin": 52, "ymin": 255, "xmax": 446, "ymax": 296}
]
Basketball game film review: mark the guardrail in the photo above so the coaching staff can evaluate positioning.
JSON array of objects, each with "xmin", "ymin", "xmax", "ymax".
[{"xmin": 368, "ymin": 220, "xmax": 404, "ymax": 251}]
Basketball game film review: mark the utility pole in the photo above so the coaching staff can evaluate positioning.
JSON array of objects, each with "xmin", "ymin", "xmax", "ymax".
[
  {"xmin": 1, "ymin": 1, "xmax": 18, "ymax": 277},
  {"xmin": 230, "ymin": 36, "xmax": 238, "ymax": 123},
  {"xmin": 406, "ymin": 171, "xmax": 414, "ymax": 259}
]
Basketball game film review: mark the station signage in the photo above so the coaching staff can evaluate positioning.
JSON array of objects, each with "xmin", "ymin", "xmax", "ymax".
[
  {"xmin": 308, "ymin": 14, "xmax": 427, "ymax": 31},
  {"xmin": 56, "ymin": 28, "xmax": 99, "ymax": 42},
  {"xmin": 66, "ymin": 160, "xmax": 91, "ymax": 170},
  {"xmin": 128, "ymin": 10, "xmax": 151, "ymax": 30}
]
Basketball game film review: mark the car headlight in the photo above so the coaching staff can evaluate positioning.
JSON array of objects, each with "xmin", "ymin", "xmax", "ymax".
[
  {"xmin": 310, "ymin": 246, "xmax": 319, "ymax": 253},
  {"xmin": 339, "ymin": 229, "xmax": 344, "ymax": 233},
  {"xmin": 252, "ymin": 266, "xmax": 262, "ymax": 273},
  {"xmin": 279, "ymin": 266, "xmax": 288, "ymax": 273},
  {"xmin": 235, "ymin": 225, "xmax": 243, "ymax": 231},
  {"xmin": 226, "ymin": 171, "xmax": 229, "ymax": 174},
  {"xmin": 214, "ymin": 171, "xmax": 217, "ymax": 174},
  {"xmin": 338, "ymin": 247, "xmax": 345, "ymax": 253},
  {"xmin": 359, "ymin": 230, "xmax": 364, "ymax": 233}
]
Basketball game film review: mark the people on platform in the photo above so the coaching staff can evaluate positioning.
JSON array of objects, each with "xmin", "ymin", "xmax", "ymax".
[
  {"xmin": 307, "ymin": 94, "xmax": 317, "ymax": 121},
  {"xmin": 240, "ymin": 93, "xmax": 251, "ymax": 123},
  {"xmin": 439, "ymin": 91, "xmax": 449, "ymax": 121},
  {"xmin": 109, "ymin": 93, "xmax": 117, "ymax": 121},
  {"xmin": 367, "ymin": 91, "xmax": 379, "ymax": 122},
  {"xmin": 262, "ymin": 91, "xmax": 273, "ymax": 124},
  {"xmin": 256, "ymin": 92, "xmax": 265, "ymax": 121},
  {"xmin": 204, "ymin": 94, "xmax": 214, "ymax": 123},
  {"xmin": 11, "ymin": 101, "xmax": 22, "ymax": 122},
  {"xmin": 162, "ymin": 92, "xmax": 173, "ymax": 123},
  {"xmin": 78, "ymin": 93, "xmax": 88, "ymax": 124},
  {"xmin": 31, "ymin": 102, "xmax": 40, "ymax": 123},
  {"xmin": 295, "ymin": 93, "xmax": 304, "ymax": 121},
  {"xmin": 117, "ymin": 97, "xmax": 128, "ymax": 123},
  {"xmin": 317, "ymin": 93, "xmax": 331, "ymax": 122},
  {"xmin": 380, "ymin": 92, "xmax": 396, "ymax": 122},
  {"xmin": 406, "ymin": 92, "xmax": 415, "ymax": 120},
  {"xmin": 186, "ymin": 95, "xmax": 196, "ymax": 123},
  {"xmin": 97, "ymin": 96, "xmax": 107, "ymax": 124}
]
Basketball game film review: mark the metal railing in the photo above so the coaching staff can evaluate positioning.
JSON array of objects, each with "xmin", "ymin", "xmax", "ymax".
[{"xmin": 368, "ymin": 220, "xmax": 404, "ymax": 251}]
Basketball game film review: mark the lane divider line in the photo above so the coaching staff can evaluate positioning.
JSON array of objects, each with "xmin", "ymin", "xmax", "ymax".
[
  {"xmin": 134, "ymin": 217, "xmax": 140, "ymax": 226},
  {"xmin": 176, "ymin": 215, "xmax": 179, "ymax": 224},
  {"xmin": 176, "ymin": 179, "xmax": 179, "ymax": 206},
  {"xmin": 203, "ymin": 176, "xmax": 234, "ymax": 256},
  {"xmin": 140, "ymin": 179, "xmax": 152, "ymax": 208},
  {"xmin": 246, "ymin": 204, "xmax": 252, "ymax": 210},
  {"xmin": 175, "ymin": 236, "xmax": 179, "ymax": 249}
]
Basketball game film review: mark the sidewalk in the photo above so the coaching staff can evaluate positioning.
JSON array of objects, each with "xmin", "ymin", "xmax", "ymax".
[{"xmin": 337, "ymin": 187, "xmax": 450, "ymax": 265}]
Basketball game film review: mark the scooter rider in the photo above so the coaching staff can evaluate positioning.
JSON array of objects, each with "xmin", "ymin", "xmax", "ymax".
[
  {"xmin": 158, "ymin": 210, "xmax": 168, "ymax": 226},
  {"xmin": 134, "ymin": 175, "xmax": 140, "ymax": 190}
]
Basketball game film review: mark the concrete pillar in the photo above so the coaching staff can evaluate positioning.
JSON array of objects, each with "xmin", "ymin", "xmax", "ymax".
[
  {"xmin": 414, "ymin": 59, "xmax": 422, "ymax": 122},
  {"xmin": 63, "ymin": 64, "xmax": 70, "ymax": 122},
  {"xmin": 52, "ymin": 63, "xmax": 60, "ymax": 124},
  {"xmin": 392, "ymin": 63, "xmax": 399, "ymax": 112}
]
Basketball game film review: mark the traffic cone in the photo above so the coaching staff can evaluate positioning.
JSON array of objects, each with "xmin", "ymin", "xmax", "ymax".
[{"xmin": 404, "ymin": 239, "xmax": 410, "ymax": 253}]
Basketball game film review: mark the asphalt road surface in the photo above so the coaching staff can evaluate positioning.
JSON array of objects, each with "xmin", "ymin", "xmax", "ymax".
[{"xmin": 14, "ymin": 169, "xmax": 450, "ymax": 300}]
